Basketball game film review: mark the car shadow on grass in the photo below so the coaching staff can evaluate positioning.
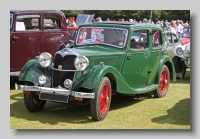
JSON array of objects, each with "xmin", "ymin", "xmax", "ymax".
[
  {"xmin": 151, "ymin": 98, "xmax": 190, "ymax": 125},
  {"xmin": 10, "ymin": 89, "xmax": 153, "ymax": 126},
  {"xmin": 109, "ymin": 92, "xmax": 153, "ymax": 111}
]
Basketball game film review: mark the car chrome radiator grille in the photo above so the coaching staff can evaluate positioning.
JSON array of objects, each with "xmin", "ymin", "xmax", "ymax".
[{"xmin": 52, "ymin": 54, "xmax": 76, "ymax": 88}]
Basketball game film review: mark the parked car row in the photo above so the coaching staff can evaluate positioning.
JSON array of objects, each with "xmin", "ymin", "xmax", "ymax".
[
  {"xmin": 15, "ymin": 21, "xmax": 176, "ymax": 121},
  {"xmin": 164, "ymin": 26, "xmax": 190, "ymax": 79}
]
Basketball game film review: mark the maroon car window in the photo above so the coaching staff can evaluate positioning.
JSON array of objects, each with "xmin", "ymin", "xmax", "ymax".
[
  {"xmin": 43, "ymin": 14, "xmax": 61, "ymax": 30},
  {"xmin": 16, "ymin": 14, "xmax": 41, "ymax": 31}
]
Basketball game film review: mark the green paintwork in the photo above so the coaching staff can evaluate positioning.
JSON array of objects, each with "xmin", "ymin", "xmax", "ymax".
[
  {"xmin": 19, "ymin": 59, "xmax": 52, "ymax": 87},
  {"xmin": 80, "ymin": 64, "xmax": 158, "ymax": 94},
  {"xmin": 18, "ymin": 22, "xmax": 176, "ymax": 95}
]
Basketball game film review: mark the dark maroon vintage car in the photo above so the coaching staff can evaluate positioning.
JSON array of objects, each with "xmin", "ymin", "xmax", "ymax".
[{"xmin": 10, "ymin": 10, "xmax": 74, "ymax": 77}]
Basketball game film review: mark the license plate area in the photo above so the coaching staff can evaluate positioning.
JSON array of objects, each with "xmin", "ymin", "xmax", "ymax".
[{"xmin": 39, "ymin": 92, "xmax": 69, "ymax": 103}]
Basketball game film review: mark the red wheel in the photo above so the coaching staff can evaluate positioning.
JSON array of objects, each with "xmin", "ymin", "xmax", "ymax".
[
  {"xmin": 154, "ymin": 65, "xmax": 170, "ymax": 98},
  {"xmin": 90, "ymin": 77, "xmax": 111, "ymax": 121},
  {"xmin": 99, "ymin": 83, "xmax": 110, "ymax": 115}
]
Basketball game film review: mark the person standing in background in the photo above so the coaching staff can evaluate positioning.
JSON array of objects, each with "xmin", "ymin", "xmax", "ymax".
[
  {"xmin": 68, "ymin": 16, "xmax": 77, "ymax": 27},
  {"xmin": 169, "ymin": 20, "xmax": 177, "ymax": 34}
]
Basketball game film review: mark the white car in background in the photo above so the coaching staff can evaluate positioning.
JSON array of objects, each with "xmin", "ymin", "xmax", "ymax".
[{"xmin": 173, "ymin": 42, "xmax": 190, "ymax": 79}]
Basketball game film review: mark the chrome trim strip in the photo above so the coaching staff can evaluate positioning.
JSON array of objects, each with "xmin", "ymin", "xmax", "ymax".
[
  {"xmin": 15, "ymin": 83, "xmax": 95, "ymax": 99},
  {"xmin": 10, "ymin": 71, "xmax": 20, "ymax": 76},
  {"xmin": 51, "ymin": 67, "xmax": 79, "ymax": 72}
]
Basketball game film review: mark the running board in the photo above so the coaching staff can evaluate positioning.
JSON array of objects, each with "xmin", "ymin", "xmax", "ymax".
[{"xmin": 131, "ymin": 84, "xmax": 159, "ymax": 94}]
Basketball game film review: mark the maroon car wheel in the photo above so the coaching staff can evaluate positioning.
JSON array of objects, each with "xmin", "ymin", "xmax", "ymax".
[
  {"xmin": 154, "ymin": 65, "xmax": 170, "ymax": 98},
  {"xmin": 90, "ymin": 77, "xmax": 111, "ymax": 121}
]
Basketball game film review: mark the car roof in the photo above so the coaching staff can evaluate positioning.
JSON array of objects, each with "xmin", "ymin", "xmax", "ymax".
[
  {"xmin": 82, "ymin": 21, "xmax": 161, "ymax": 29},
  {"xmin": 10, "ymin": 10, "xmax": 64, "ymax": 15}
]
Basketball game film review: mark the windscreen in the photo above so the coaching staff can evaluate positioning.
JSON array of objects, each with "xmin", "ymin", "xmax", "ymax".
[{"xmin": 76, "ymin": 27, "xmax": 128, "ymax": 48}]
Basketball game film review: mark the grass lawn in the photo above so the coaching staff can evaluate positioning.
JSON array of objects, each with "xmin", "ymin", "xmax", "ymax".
[{"xmin": 10, "ymin": 69, "xmax": 190, "ymax": 129}]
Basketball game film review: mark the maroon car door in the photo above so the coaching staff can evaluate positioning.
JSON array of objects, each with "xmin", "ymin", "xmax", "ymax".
[
  {"xmin": 42, "ymin": 13, "xmax": 73, "ymax": 57},
  {"xmin": 10, "ymin": 13, "xmax": 43, "ymax": 71}
]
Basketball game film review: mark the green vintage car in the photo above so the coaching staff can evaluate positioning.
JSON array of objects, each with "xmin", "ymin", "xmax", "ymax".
[{"xmin": 15, "ymin": 22, "xmax": 176, "ymax": 121}]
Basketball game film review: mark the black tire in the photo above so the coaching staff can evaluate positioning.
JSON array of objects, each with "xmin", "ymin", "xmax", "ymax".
[
  {"xmin": 24, "ymin": 82, "xmax": 46, "ymax": 112},
  {"xmin": 90, "ymin": 77, "xmax": 112, "ymax": 121},
  {"xmin": 172, "ymin": 56, "xmax": 187, "ymax": 79},
  {"xmin": 153, "ymin": 65, "xmax": 170, "ymax": 98}
]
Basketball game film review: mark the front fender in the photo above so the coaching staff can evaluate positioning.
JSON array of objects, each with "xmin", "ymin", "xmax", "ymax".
[
  {"xmin": 156, "ymin": 55, "xmax": 176, "ymax": 83},
  {"xmin": 19, "ymin": 59, "xmax": 52, "ymax": 87},
  {"xmin": 81, "ymin": 65, "xmax": 134, "ymax": 93}
]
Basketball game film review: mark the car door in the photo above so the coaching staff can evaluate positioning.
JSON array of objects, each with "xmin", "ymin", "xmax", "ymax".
[
  {"xmin": 147, "ymin": 29, "xmax": 164, "ymax": 85},
  {"xmin": 122, "ymin": 29, "xmax": 151, "ymax": 88},
  {"xmin": 10, "ymin": 13, "xmax": 42, "ymax": 72},
  {"xmin": 42, "ymin": 13, "xmax": 73, "ymax": 57}
]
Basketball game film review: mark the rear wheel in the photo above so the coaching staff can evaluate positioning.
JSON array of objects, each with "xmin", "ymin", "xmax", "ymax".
[
  {"xmin": 90, "ymin": 77, "xmax": 111, "ymax": 121},
  {"xmin": 154, "ymin": 65, "xmax": 170, "ymax": 98},
  {"xmin": 24, "ymin": 82, "xmax": 46, "ymax": 112}
]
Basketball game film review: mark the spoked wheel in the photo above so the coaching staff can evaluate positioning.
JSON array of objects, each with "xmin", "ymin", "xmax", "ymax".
[
  {"xmin": 154, "ymin": 65, "xmax": 170, "ymax": 98},
  {"xmin": 90, "ymin": 77, "xmax": 111, "ymax": 121},
  {"xmin": 172, "ymin": 56, "xmax": 186, "ymax": 79},
  {"xmin": 24, "ymin": 82, "xmax": 46, "ymax": 112}
]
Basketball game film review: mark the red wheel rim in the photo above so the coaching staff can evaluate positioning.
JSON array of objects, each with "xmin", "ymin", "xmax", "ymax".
[
  {"xmin": 159, "ymin": 69, "xmax": 169, "ymax": 94},
  {"xmin": 99, "ymin": 83, "xmax": 110, "ymax": 115}
]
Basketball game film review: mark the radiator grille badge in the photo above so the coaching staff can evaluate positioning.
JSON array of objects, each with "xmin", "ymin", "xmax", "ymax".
[{"xmin": 58, "ymin": 65, "xmax": 62, "ymax": 70}]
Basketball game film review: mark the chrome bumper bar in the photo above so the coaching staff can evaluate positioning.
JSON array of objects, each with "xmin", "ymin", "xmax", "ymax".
[
  {"xmin": 15, "ymin": 83, "xmax": 95, "ymax": 99},
  {"xmin": 10, "ymin": 71, "xmax": 20, "ymax": 76}
]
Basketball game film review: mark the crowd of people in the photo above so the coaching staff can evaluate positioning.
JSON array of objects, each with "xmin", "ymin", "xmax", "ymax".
[{"xmin": 66, "ymin": 16, "xmax": 190, "ymax": 35}]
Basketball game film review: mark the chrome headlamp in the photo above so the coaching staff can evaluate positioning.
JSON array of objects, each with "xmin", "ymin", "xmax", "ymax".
[
  {"xmin": 38, "ymin": 52, "xmax": 52, "ymax": 67},
  {"xmin": 183, "ymin": 44, "xmax": 190, "ymax": 58},
  {"xmin": 39, "ymin": 75, "xmax": 47, "ymax": 85},
  {"xmin": 74, "ymin": 56, "xmax": 89, "ymax": 71},
  {"xmin": 185, "ymin": 43, "xmax": 190, "ymax": 51},
  {"xmin": 176, "ymin": 47, "xmax": 183, "ymax": 56},
  {"xmin": 183, "ymin": 51, "xmax": 190, "ymax": 58}
]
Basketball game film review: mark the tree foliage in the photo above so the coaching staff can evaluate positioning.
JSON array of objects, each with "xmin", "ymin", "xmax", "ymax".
[{"xmin": 61, "ymin": 10, "xmax": 190, "ymax": 22}]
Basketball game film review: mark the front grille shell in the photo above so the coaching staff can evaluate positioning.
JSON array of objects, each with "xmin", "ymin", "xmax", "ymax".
[{"xmin": 52, "ymin": 54, "xmax": 77, "ymax": 89}]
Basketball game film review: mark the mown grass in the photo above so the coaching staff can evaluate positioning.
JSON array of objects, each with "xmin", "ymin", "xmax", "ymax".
[{"xmin": 10, "ymin": 69, "xmax": 190, "ymax": 129}]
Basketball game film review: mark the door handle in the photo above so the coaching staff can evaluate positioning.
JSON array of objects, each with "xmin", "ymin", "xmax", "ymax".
[
  {"xmin": 126, "ymin": 54, "xmax": 132, "ymax": 60},
  {"xmin": 61, "ymin": 34, "xmax": 64, "ymax": 37},
  {"xmin": 13, "ymin": 36, "xmax": 19, "ymax": 40}
]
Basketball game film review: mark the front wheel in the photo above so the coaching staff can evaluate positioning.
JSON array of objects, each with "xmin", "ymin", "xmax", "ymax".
[
  {"xmin": 24, "ymin": 82, "xmax": 46, "ymax": 112},
  {"xmin": 153, "ymin": 65, "xmax": 170, "ymax": 98},
  {"xmin": 90, "ymin": 77, "xmax": 112, "ymax": 121}
]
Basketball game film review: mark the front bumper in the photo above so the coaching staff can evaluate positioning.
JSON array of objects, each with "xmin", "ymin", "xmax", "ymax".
[{"xmin": 15, "ymin": 83, "xmax": 95, "ymax": 99}]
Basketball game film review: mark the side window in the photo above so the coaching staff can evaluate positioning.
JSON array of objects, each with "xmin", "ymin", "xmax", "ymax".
[
  {"xmin": 130, "ymin": 30, "xmax": 148, "ymax": 49},
  {"xmin": 16, "ymin": 14, "xmax": 41, "ymax": 31},
  {"xmin": 44, "ymin": 14, "xmax": 61, "ymax": 30},
  {"xmin": 152, "ymin": 30, "xmax": 162, "ymax": 48}
]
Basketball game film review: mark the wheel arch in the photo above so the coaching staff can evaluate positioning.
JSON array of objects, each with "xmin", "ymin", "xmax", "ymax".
[
  {"xmin": 154, "ymin": 55, "xmax": 176, "ymax": 84},
  {"xmin": 104, "ymin": 73, "xmax": 117, "ymax": 95}
]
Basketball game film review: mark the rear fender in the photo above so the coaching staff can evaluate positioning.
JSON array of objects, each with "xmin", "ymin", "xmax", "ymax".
[{"xmin": 155, "ymin": 55, "xmax": 176, "ymax": 84}]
